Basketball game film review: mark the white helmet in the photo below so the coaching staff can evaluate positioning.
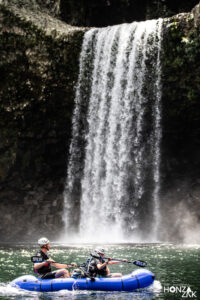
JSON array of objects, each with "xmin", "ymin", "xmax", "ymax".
[
  {"xmin": 95, "ymin": 248, "xmax": 105, "ymax": 255},
  {"xmin": 38, "ymin": 237, "xmax": 49, "ymax": 247}
]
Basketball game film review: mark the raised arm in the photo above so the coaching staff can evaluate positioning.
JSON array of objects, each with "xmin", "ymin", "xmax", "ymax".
[
  {"xmin": 97, "ymin": 261, "xmax": 108, "ymax": 270},
  {"xmin": 51, "ymin": 262, "xmax": 77, "ymax": 269},
  {"xmin": 108, "ymin": 259, "xmax": 128, "ymax": 265}
]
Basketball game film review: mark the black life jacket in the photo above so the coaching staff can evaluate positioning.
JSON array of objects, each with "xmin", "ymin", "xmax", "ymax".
[
  {"xmin": 86, "ymin": 256, "xmax": 107, "ymax": 277},
  {"xmin": 32, "ymin": 250, "xmax": 51, "ymax": 275}
]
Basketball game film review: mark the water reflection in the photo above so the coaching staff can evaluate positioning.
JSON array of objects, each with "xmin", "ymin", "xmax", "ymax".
[{"xmin": 0, "ymin": 284, "xmax": 156, "ymax": 300}]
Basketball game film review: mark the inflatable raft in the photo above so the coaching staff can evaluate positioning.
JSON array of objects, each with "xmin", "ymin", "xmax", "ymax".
[{"xmin": 11, "ymin": 269, "xmax": 155, "ymax": 292}]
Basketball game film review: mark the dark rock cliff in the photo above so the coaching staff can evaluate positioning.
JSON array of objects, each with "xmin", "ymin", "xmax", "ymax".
[
  {"xmin": 0, "ymin": 3, "xmax": 86, "ymax": 241},
  {"xmin": 3, "ymin": 0, "xmax": 199, "ymax": 27},
  {"xmin": 59, "ymin": 0, "xmax": 200, "ymax": 27},
  {"xmin": 160, "ymin": 5, "xmax": 200, "ymax": 242},
  {"xmin": 0, "ymin": 1, "xmax": 199, "ymax": 242}
]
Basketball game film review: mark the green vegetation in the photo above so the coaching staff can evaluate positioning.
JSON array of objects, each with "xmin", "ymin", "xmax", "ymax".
[
  {"xmin": 162, "ymin": 14, "xmax": 200, "ymax": 120},
  {"xmin": 0, "ymin": 4, "xmax": 85, "ymax": 240},
  {"xmin": 0, "ymin": 5, "xmax": 84, "ymax": 183},
  {"xmin": 161, "ymin": 13, "xmax": 200, "ymax": 212}
]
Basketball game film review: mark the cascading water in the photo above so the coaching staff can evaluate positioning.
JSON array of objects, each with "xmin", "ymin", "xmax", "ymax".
[{"xmin": 63, "ymin": 19, "xmax": 163, "ymax": 243}]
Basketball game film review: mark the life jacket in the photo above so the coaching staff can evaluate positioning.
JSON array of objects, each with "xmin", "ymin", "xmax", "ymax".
[
  {"xmin": 32, "ymin": 250, "xmax": 51, "ymax": 275},
  {"xmin": 86, "ymin": 256, "xmax": 107, "ymax": 277}
]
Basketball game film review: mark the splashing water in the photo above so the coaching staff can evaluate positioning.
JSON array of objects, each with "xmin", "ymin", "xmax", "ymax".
[{"xmin": 63, "ymin": 19, "xmax": 163, "ymax": 243}]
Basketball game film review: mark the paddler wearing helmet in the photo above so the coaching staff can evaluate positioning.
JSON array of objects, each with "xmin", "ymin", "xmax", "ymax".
[
  {"xmin": 86, "ymin": 248, "xmax": 128, "ymax": 278},
  {"xmin": 31, "ymin": 237, "xmax": 77, "ymax": 279}
]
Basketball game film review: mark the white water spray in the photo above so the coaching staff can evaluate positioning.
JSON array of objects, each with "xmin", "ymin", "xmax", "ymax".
[{"xmin": 63, "ymin": 19, "xmax": 163, "ymax": 243}]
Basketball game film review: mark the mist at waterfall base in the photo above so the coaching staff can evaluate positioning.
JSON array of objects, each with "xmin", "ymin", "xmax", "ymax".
[{"xmin": 162, "ymin": 200, "xmax": 200, "ymax": 244}]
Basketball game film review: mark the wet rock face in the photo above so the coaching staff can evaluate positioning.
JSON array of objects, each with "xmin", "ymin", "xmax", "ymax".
[
  {"xmin": 160, "ymin": 9, "xmax": 200, "ymax": 242},
  {"xmin": 0, "ymin": 4, "xmax": 85, "ymax": 241},
  {"xmin": 0, "ymin": 184, "xmax": 64, "ymax": 241}
]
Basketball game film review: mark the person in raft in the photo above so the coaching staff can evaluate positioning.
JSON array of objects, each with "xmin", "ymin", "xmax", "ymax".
[
  {"xmin": 87, "ymin": 248, "xmax": 127, "ymax": 278},
  {"xmin": 32, "ymin": 237, "xmax": 77, "ymax": 279}
]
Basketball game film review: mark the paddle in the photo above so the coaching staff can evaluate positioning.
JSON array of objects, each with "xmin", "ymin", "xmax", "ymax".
[
  {"xmin": 90, "ymin": 253, "xmax": 147, "ymax": 268},
  {"xmin": 105, "ymin": 257, "xmax": 147, "ymax": 267}
]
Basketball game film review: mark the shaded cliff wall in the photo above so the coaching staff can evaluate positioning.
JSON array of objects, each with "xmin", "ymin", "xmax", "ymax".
[
  {"xmin": 3, "ymin": 0, "xmax": 199, "ymax": 27},
  {"xmin": 161, "ymin": 5, "xmax": 200, "ymax": 242},
  {"xmin": 0, "ymin": 1, "xmax": 199, "ymax": 242},
  {"xmin": 0, "ymin": 4, "xmax": 85, "ymax": 241},
  {"xmin": 60, "ymin": 0, "xmax": 200, "ymax": 27}
]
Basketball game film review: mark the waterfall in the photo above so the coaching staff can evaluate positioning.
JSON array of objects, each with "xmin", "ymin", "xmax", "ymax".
[{"xmin": 63, "ymin": 19, "xmax": 163, "ymax": 243}]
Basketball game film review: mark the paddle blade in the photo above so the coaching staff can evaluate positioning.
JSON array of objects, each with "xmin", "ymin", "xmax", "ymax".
[{"xmin": 133, "ymin": 260, "xmax": 147, "ymax": 267}]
